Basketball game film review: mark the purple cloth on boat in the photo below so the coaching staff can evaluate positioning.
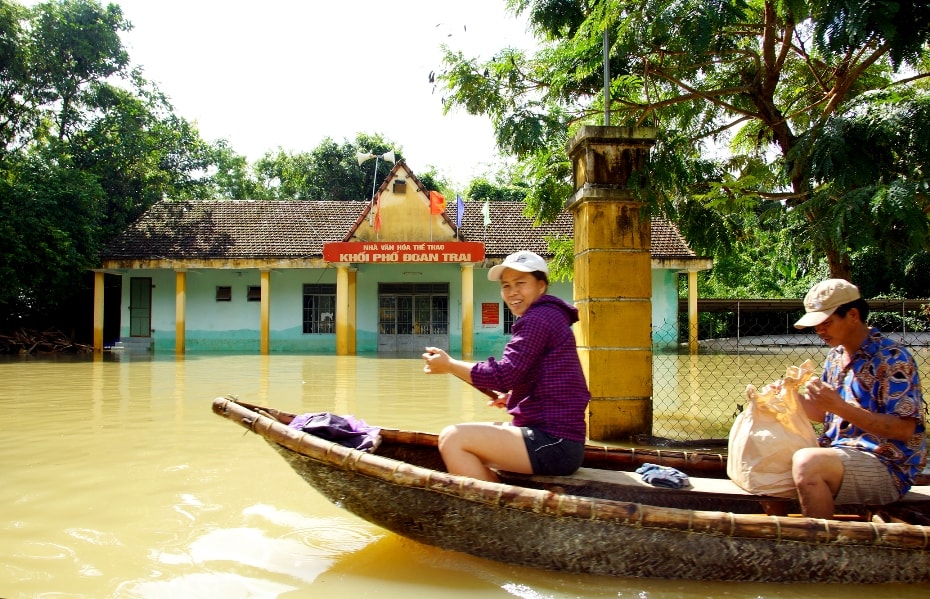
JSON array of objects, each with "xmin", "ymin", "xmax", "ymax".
[{"xmin": 288, "ymin": 412, "xmax": 381, "ymax": 452}]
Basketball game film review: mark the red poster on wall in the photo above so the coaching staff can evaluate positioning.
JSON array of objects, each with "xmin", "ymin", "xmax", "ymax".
[{"xmin": 481, "ymin": 302, "xmax": 499, "ymax": 326}]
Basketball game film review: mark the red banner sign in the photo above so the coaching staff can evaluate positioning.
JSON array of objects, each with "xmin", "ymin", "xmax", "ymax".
[
  {"xmin": 323, "ymin": 241, "xmax": 485, "ymax": 264},
  {"xmin": 481, "ymin": 302, "xmax": 500, "ymax": 325}
]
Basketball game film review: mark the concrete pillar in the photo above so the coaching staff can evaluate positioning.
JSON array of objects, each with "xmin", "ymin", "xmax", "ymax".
[
  {"xmin": 566, "ymin": 125, "xmax": 657, "ymax": 441},
  {"xmin": 688, "ymin": 270, "xmax": 699, "ymax": 355},
  {"xmin": 93, "ymin": 270, "xmax": 105, "ymax": 352},
  {"xmin": 260, "ymin": 269, "xmax": 271, "ymax": 355},
  {"xmin": 175, "ymin": 269, "xmax": 187, "ymax": 355},
  {"xmin": 335, "ymin": 264, "xmax": 350, "ymax": 355},
  {"xmin": 348, "ymin": 268, "xmax": 357, "ymax": 355},
  {"xmin": 461, "ymin": 263, "xmax": 474, "ymax": 358}
]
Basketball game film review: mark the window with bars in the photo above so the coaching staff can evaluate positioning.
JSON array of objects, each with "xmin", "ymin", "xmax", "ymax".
[
  {"xmin": 303, "ymin": 284, "xmax": 336, "ymax": 334},
  {"xmin": 503, "ymin": 305, "xmax": 515, "ymax": 334},
  {"xmin": 377, "ymin": 283, "xmax": 449, "ymax": 335}
]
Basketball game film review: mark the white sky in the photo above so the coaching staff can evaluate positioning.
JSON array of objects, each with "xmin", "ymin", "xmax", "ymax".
[{"xmin": 103, "ymin": 0, "xmax": 537, "ymax": 189}]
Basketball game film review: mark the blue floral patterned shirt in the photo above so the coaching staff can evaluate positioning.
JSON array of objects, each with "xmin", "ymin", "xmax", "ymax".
[
  {"xmin": 820, "ymin": 328, "xmax": 927, "ymax": 493},
  {"xmin": 470, "ymin": 294, "xmax": 590, "ymax": 442}
]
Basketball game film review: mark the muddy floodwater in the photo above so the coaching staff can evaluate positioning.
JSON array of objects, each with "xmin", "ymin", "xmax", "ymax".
[{"xmin": 2, "ymin": 352, "xmax": 928, "ymax": 598}]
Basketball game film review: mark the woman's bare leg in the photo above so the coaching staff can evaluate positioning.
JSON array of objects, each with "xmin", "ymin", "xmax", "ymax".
[{"xmin": 438, "ymin": 423, "xmax": 532, "ymax": 482}]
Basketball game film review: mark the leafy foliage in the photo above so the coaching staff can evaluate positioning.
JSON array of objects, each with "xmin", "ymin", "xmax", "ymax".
[
  {"xmin": 439, "ymin": 0, "xmax": 930, "ymax": 294},
  {"xmin": 0, "ymin": 151, "xmax": 105, "ymax": 324},
  {"xmin": 0, "ymin": 1, "xmax": 219, "ymax": 329},
  {"xmin": 0, "ymin": 0, "xmax": 459, "ymax": 337},
  {"xmin": 253, "ymin": 133, "xmax": 404, "ymax": 200},
  {"xmin": 465, "ymin": 176, "xmax": 529, "ymax": 202},
  {"xmin": 207, "ymin": 140, "xmax": 264, "ymax": 200}
]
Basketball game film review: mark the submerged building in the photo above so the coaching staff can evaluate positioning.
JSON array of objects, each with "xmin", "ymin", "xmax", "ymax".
[{"xmin": 94, "ymin": 161, "xmax": 711, "ymax": 355}]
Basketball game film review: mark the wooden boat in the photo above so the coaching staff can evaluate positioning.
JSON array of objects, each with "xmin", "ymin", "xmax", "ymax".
[{"xmin": 212, "ymin": 396, "xmax": 930, "ymax": 583}]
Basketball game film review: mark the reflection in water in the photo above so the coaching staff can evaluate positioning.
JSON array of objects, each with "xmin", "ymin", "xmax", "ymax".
[
  {"xmin": 1, "ymin": 353, "xmax": 928, "ymax": 599},
  {"xmin": 148, "ymin": 503, "xmax": 380, "ymax": 589},
  {"xmin": 121, "ymin": 572, "xmax": 297, "ymax": 599}
]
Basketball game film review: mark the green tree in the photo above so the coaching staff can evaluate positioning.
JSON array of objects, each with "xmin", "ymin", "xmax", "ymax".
[
  {"xmin": 68, "ymin": 74, "xmax": 216, "ymax": 240},
  {"xmin": 254, "ymin": 133, "xmax": 404, "ymax": 200},
  {"xmin": 414, "ymin": 168, "xmax": 449, "ymax": 196},
  {"xmin": 466, "ymin": 176, "xmax": 529, "ymax": 203},
  {"xmin": 29, "ymin": 0, "xmax": 131, "ymax": 141},
  {"xmin": 439, "ymin": 0, "xmax": 930, "ymax": 284},
  {"xmin": 0, "ymin": 151, "xmax": 105, "ymax": 325},
  {"xmin": 0, "ymin": 0, "xmax": 31, "ymax": 154},
  {"xmin": 0, "ymin": 0, "xmax": 219, "ymax": 333},
  {"xmin": 804, "ymin": 89, "xmax": 930, "ymax": 275},
  {"xmin": 208, "ymin": 139, "xmax": 264, "ymax": 200}
]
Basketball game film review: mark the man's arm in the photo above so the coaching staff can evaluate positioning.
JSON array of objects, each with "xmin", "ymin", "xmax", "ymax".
[{"xmin": 805, "ymin": 378, "xmax": 918, "ymax": 441}]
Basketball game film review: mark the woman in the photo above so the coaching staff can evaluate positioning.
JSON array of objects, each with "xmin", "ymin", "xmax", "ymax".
[{"xmin": 422, "ymin": 250, "xmax": 590, "ymax": 482}]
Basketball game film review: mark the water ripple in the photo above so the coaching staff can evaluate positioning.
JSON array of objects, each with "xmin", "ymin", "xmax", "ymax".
[{"xmin": 65, "ymin": 528, "xmax": 122, "ymax": 547}]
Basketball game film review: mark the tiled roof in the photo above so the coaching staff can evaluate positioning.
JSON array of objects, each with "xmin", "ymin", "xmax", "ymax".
[
  {"xmin": 100, "ymin": 199, "xmax": 698, "ymax": 261},
  {"xmin": 101, "ymin": 200, "xmax": 363, "ymax": 259},
  {"xmin": 650, "ymin": 215, "xmax": 697, "ymax": 258},
  {"xmin": 457, "ymin": 201, "xmax": 573, "ymax": 256}
]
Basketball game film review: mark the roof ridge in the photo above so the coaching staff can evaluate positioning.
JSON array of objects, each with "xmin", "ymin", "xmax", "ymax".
[{"xmin": 100, "ymin": 199, "xmax": 702, "ymax": 262}]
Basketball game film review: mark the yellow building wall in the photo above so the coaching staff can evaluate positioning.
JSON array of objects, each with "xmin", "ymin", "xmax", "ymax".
[{"xmin": 354, "ymin": 178, "xmax": 457, "ymax": 243}]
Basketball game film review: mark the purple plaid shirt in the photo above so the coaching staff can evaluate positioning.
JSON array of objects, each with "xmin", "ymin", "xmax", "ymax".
[{"xmin": 470, "ymin": 294, "xmax": 590, "ymax": 442}]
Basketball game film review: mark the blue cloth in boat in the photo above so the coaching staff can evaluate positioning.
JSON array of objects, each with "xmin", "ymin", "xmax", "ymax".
[
  {"xmin": 635, "ymin": 463, "xmax": 691, "ymax": 489},
  {"xmin": 288, "ymin": 412, "xmax": 381, "ymax": 452}
]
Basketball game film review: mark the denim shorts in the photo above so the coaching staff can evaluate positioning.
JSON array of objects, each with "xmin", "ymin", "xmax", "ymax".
[{"xmin": 520, "ymin": 427, "xmax": 585, "ymax": 476}]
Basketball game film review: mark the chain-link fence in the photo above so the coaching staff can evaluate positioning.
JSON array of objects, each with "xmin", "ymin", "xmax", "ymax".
[{"xmin": 650, "ymin": 299, "xmax": 930, "ymax": 442}]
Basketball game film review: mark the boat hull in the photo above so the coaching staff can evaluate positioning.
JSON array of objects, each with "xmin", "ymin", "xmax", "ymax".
[{"xmin": 214, "ymin": 397, "xmax": 930, "ymax": 583}]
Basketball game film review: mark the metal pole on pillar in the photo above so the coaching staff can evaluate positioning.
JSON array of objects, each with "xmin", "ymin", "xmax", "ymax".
[{"xmin": 603, "ymin": 30, "xmax": 610, "ymax": 126}]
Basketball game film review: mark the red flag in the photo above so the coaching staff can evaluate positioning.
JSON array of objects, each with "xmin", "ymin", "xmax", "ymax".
[
  {"xmin": 374, "ymin": 194, "xmax": 382, "ymax": 233},
  {"xmin": 429, "ymin": 190, "xmax": 446, "ymax": 215}
]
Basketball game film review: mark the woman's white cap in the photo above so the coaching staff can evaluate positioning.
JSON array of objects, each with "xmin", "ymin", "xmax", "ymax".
[{"xmin": 488, "ymin": 251, "xmax": 549, "ymax": 281}]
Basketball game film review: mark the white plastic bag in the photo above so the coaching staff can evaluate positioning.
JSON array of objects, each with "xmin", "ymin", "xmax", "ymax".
[{"xmin": 726, "ymin": 359, "xmax": 819, "ymax": 498}]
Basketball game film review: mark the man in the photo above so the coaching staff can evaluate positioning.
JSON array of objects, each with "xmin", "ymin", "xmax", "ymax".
[{"xmin": 790, "ymin": 279, "xmax": 926, "ymax": 518}]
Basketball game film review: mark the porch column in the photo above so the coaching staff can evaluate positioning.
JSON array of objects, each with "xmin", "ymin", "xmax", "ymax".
[
  {"xmin": 348, "ymin": 267, "xmax": 357, "ymax": 355},
  {"xmin": 93, "ymin": 270, "xmax": 105, "ymax": 352},
  {"xmin": 566, "ymin": 126, "xmax": 657, "ymax": 441},
  {"xmin": 461, "ymin": 263, "xmax": 474, "ymax": 358},
  {"xmin": 260, "ymin": 269, "xmax": 271, "ymax": 355},
  {"xmin": 688, "ymin": 270, "xmax": 699, "ymax": 355},
  {"xmin": 335, "ymin": 263, "xmax": 350, "ymax": 355},
  {"xmin": 175, "ymin": 269, "xmax": 187, "ymax": 355}
]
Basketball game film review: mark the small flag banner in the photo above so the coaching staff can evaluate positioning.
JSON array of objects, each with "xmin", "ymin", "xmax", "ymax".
[
  {"xmin": 456, "ymin": 194, "xmax": 464, "ymax": 229},
  {"xmin": 429, "ymin": 190, "xmax": 446, "ymax": 215}
]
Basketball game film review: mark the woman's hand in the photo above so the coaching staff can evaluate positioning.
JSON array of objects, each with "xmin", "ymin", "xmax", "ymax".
[
  {"xmin": 422, "ymin": 346, "xmax": 451, "ymax": 375},
  {"xmin": 422, "ymin": 346, "xmax": 477, "ymax": 386},
  {"xmin": 488, "ymin": 391, "xmax": 510, "ymax": 409}
]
